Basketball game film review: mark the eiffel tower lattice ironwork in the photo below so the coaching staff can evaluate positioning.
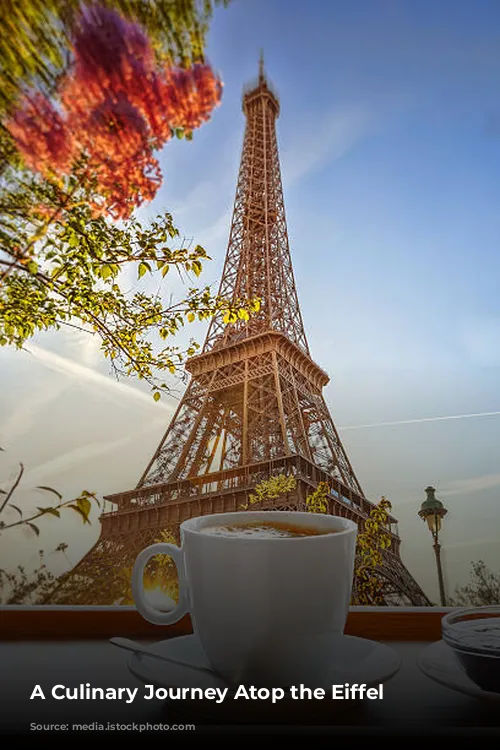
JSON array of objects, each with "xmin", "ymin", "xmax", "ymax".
[{"xmin": 51, "ymin": 57, "xmax": 430, "ymax": 606}]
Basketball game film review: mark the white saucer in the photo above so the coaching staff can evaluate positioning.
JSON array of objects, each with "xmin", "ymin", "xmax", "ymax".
[
  {"xmin": 418, "ymin": 640, "xmax": 500, "ymax": 703},
  {"xmin": 127, "ymin": 633, "xmax": 401, "ymax": 720}
]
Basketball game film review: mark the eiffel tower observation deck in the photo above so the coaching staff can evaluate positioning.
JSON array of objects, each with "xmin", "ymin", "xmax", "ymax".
[{"xmin": 51, "ymin": 57, "xmax": 430, "ymax": 606}]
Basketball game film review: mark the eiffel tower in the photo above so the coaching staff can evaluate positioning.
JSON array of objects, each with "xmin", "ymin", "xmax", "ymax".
[{"xmin": 51, "ymin": 57, "xmax": 430, "ymax": 606}]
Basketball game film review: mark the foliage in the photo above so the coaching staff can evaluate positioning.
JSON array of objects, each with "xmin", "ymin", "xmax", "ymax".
[
  {"xmin": 242, "ymin": 473, "xmax": 297, "ymax": 509},
  {"xmin": 0, "ymin": 459, "xmax": 98, "ymax": 535},
  {"xmin": 0, "ymin": 3, "xmax": 258, "ymax": 395},
  {"xmin": 0, "ymin": 0, "xmax": 230, "ymax": 119},
  {"xmin": 0, "ymin": 448, "xmax": 101, "ymax": 604},
  {"xmin": 0, "ymin": 548, "xmax": 67, "ymax": 604},
  {"xmin": 305, "ymin": 481, "xmax": 330, "ymax": 514},
  {"xmin": 450, "ymin": 560, "xmax": 500, "ymax": 607},
  {"xmin": 352, "ymin": 497, "xmax": 392, "ymax": 606},
  {"xmin": 0, "ymin": 560, "xmax": 55, "ymax": 605},
  {"xmin": 5, "ymin": 5, "xmax": 223, "ymax": 218},
  {"xmin": 0, "ymin": 180, "xmax": 259, "ymax": 392}
]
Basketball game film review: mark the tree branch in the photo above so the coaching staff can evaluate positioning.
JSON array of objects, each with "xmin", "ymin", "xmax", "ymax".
[{"xmin": 0, "ymin": 463, "xmax": 24, "ymax": 515}]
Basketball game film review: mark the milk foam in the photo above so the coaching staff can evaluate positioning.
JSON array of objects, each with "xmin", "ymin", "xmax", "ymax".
[{"xmin": 200, "ymin": 523, "xmax": 316, "ymax": 539}]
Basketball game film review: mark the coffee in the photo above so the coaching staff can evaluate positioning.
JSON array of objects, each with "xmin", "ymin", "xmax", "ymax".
[{"xmin": 200, "ymin": 520, "xmax": 334, "ymax": 539}]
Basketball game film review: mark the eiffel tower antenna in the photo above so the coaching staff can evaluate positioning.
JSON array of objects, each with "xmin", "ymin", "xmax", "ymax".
[
  {"xmin": 50, "ymin": 58, "xmax": 430, "ymax": 606},
  {"xmin": 259, "ymin": 48, "xmax": 265, "ymax": 82}
]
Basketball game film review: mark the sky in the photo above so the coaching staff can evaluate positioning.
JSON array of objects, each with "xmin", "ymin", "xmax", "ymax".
[{"xmin": 1, "ymin": 0, "xmax": 500, "ymax": 603}]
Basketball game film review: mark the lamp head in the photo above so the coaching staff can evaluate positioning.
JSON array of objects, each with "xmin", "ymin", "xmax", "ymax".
[{"xmin": 418, "ymin": 486, "xmax": 447, "ymax": 533}]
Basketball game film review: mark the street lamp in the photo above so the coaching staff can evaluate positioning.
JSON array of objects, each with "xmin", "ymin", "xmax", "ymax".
[{"xmin": 418, "ymin": 486, "xmax": 448, "ymax": 606}]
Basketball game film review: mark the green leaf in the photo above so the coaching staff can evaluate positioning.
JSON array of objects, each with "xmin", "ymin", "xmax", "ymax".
[
  {"xmin": 27, "ymin": 522, "xmax": 40, "ymax": 536},
  {"xmin": 192, "ymin": 260, "xmax": 202, "ymax": 277},
  {"xmin": 101, "ymin": 264, "xmax": 113, "ymax": 280},
  {"xmin": 26, "ymin": 260, "xmax": 38, "ymax": 274},
  {"xmin": 69, "ymin": 495, "xmax": 92, "ymax": 524},
  {"xmin": 36, "ymin": 486, "xmax": 62, "ymax": 501},
  {"xmin": 78, "ymin": 496, "xmax": 91, "ymax": 514},
  {"xmin": 138, "ymin": 262, "xmax": 151, "ymax": 279},
  {"xmin": 36, "ymin": 506, "xmax": 60, "ymax": 518},
  {"xmin": 153, "ymin": 391, "xmax": 161, "ymax": 402}
]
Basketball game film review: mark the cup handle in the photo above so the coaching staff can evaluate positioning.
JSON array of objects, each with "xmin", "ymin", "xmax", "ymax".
[{"xmin": 131, "ymin": 543, "xmax": 190, "ymax": 626}]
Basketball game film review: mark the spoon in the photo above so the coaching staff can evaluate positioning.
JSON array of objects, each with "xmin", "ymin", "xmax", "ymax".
[{"xmin": 109, "ymin": 637, "xmax": 224, "ymax": 680}]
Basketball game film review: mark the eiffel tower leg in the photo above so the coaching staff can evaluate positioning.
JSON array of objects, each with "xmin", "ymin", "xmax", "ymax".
[
  {"xmin": 168, "ymin": 373, "xmax": 218, "ymax": 481},
  {"xmin": 272, "ymin": 350, "xmax": 292, "ymax": 455},
  {"xmin": 242, "ymin": 361, "xmax": 249, "ymax": 464},
  {"xmin": 377, "ymin": 553, "xmax": 432, "ymax": 606},
  {"xmin": 205, "ymin": 409, "xmax": 226, "ymax": 474},
  {"xmin": 189, "ymin": 408, "xmax": 221, "ymax": 477},
  {"xmin": 137, "ymin": 380, "xmax": 200, "ymax": 486}
]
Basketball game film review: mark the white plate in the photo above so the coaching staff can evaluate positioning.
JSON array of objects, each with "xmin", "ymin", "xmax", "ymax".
[
  {"xmin": 126, "ymin": 633, "xmax": 401, "ymax": 721},
  {"xmin": 418, "ymin": 640, "xmax": 500, "ymax": 703}
]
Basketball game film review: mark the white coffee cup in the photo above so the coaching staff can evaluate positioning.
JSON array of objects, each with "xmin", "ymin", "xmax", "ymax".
[{"xmin": 131, "ymin": 510, "xmax": 357, "ymax": 688}]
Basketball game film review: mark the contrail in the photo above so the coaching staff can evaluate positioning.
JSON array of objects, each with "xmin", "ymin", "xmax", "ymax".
[
  {"xmin": 25, "ymin": 343, "xmax": 174, "ymax": 411},
  {"xmin": 339, "ymin": 410, "xmax": 500, "ymax": 430}
]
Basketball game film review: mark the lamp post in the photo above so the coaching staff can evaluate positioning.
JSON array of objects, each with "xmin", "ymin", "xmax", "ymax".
[{"xmin": 418, "ymin": 486, "xmax": 448, "ymax": 606}]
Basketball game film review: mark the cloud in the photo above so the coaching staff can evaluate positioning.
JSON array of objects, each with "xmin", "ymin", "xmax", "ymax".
[
  {"xmin": 21, "ymin": 433, "xmax": 150, "ymax": 486},
  {"xmin": 340, "ymin": 410, "xmax": 500, "ymax": 430},
  {"xmin": 281, "ymin": 106, "xmax": 375, "ymax": 186},
  {"xmin": 23, "ymin": 343, "xmax": 175, "ymax": 413},
  {"xmin": 440, "ymin": 473, "xmax": 500, "ymax": 498},
  {"xmin": 64, "ymin": 329, "xmax": 102, "ymax": 369},
  {"xmin": 0, "ymin": 377, "xmax": 69, "ymax": 446},
  {"xmin": 442, "ymin": 535, "xmax": 500, "ymax": 551},
  {"xmin": 197, "ymin": 208, "xmax": 232, "ymax": 251},
  {"xmin": 170, "ymin": 177, "xmax": 233, "ymax": 220}
]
